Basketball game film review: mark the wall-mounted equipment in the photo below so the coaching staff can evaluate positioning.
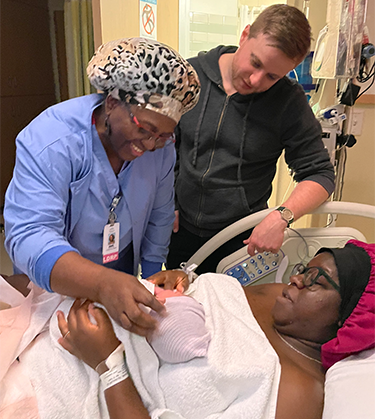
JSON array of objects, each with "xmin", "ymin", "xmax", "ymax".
[{"xmin": 311, "ymin": 0, "xmax": 367, "ymax": 79}]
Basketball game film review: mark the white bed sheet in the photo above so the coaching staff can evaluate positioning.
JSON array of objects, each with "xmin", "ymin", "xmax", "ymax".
[{"xmin": 323, "ymin": 348, "xmax": 375, "ymax": 419}]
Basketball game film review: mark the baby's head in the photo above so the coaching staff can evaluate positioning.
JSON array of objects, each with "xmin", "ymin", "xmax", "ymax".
[
  {"xmin": 154, "ymin": 286, "xmax": 184, "ymax": 300},
  {"xmin": 148, "ymin": 292, "xmax": 211, "ymax": 364}
]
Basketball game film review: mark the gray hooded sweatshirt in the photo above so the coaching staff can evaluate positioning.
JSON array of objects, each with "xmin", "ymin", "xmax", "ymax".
[{"xmin": 175, "ymin": 45, "xmax": 335, "ymax": 237}]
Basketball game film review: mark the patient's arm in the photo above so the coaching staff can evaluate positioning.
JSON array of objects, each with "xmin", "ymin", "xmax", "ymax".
[
  {"xmin": 103, "ymin": 379, "xmax": 150, "ymax": 419},
  {"xmin": 276, "ymin": 364, "xmax": 324, "ymax": 419},
  {"xmin": 57, "ymin": 299, "xmax": 150, "ymax": 419},
  {"xmin": 147, "ymin": 269, "xmax": 189, "ymax": 292}
]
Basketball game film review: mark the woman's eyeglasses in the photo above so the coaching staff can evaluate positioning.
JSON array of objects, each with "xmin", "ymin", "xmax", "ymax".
[
  {"xmin": 129, "ymin": 111, "xmax": 175, "ymax": 148},
  {"xmin": 290, "ymin": 263, "xmax": 340, "ymax": 292}
]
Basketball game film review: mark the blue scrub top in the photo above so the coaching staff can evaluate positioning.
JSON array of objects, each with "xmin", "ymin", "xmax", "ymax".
[{"xmin": 4, "ymin": 94, "xmax": 176, "ymax": 290}]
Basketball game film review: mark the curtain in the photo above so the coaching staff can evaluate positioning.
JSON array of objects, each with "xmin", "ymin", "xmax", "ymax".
[{"xmin": 64, "ymin": 0, "xmax": 95, "ymax": 98}]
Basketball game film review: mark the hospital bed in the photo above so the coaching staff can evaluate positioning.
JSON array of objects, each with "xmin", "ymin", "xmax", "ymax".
[
  {"xmin": 1, "ymin": 202, "xmax": 374, "ymax": 418},
  {"xmin": 184, "ymin": 201, "xmax": 375, "ymax": 285},
  {"xmin": 183, "ymin": 200, "xmax": 375, "ymax": 419}
]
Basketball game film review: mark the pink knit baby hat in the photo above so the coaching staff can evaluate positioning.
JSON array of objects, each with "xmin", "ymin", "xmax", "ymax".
[{"xmin": 148, "ymin": 296, "xmax": 211, "ymax": 363}]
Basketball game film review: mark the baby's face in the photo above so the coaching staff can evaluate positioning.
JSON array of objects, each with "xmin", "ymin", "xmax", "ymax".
[{"xmin": 155, "ymin": 286, "xmax": 184, "ymax": 301}]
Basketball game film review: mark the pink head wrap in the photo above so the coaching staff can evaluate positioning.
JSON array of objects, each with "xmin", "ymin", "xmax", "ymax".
[
  {"xmin": 148, "ymin": 296, "xmax": 211, "ymax": 364},
  {"xmin": 321, "ymin": 240, "xmax": 375, "ymax": 370}
]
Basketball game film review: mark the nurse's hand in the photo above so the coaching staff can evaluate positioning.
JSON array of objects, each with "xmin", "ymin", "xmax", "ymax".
[
  {"xmin": 243, "ymin": 211, "xmax": 286, "ymax": 256},
  {"xmin": 57, "ymin": 299, "xmax": 121, "ymax": 370},
  {"xmin": 50, "ymin": 253, "xmax": 165, "ymax": 338},
  {"xmin": 148, "ymin": 269, "xmax": 189, "ymax": 293},
  {"xmin": 97, "ymin": 271, "xmax": 166, "ymax": 337}
]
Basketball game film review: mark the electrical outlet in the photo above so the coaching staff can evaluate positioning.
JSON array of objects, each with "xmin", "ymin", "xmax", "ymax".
[{"xmin": 350, "ymin": 110, "xmax": 364, "ymax": 136}]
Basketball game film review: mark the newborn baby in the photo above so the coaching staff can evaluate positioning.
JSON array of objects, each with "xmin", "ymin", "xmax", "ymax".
[{"xmin": 147, "ymin": 286, "xmax": 211, "ymax": 364}]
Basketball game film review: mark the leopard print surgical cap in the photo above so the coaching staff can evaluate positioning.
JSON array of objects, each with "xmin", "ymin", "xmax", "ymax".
[{"xmin": 87, "ymin": 37, "xmax": 200, "ymax": 123}]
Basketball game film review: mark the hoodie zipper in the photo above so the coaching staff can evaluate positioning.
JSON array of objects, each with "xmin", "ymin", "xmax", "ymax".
[{"xmin": 195, "ymin": 94, "xmax": 229, "ymax": 229}]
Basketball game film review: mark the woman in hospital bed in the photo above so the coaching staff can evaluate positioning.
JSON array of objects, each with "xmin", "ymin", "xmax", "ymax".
[{"xmin": 1, "ymin": 240, "xmax": 374, "ymax": 419}]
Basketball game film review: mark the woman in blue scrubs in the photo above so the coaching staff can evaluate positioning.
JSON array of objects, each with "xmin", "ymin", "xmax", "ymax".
[{"xmin": 4, "ymin": 37, "xmax": 200, "ymax": 336}]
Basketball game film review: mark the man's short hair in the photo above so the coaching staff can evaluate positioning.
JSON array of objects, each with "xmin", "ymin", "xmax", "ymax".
[{"xmin": 249, "ymin": 4, "xmax": 311, "ymax": 63}]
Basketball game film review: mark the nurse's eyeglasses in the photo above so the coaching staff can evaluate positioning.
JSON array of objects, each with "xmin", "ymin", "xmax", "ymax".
[
  {"xmin": 129, "ymin": 111, "xmax": 176, "ymax": 148},
  {"xmin": 290, "ymin": 263, "xmax": 340, "ymax": 292}
]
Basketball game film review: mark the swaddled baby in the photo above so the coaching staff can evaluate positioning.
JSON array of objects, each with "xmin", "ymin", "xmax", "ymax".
[{"xmin": 147, "ymin": 287, "xmax": 211, "ymax": 364}]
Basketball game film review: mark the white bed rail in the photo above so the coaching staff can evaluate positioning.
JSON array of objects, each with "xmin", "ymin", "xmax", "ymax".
[{"xmin": 184, "ymin": 201, "xmax": 375, "ymax": 271}]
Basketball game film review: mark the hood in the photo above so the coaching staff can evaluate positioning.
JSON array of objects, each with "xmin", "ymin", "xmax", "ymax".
[{"xmin": 197, "ymin": 45, "xmax": 237, "ymax": 85}]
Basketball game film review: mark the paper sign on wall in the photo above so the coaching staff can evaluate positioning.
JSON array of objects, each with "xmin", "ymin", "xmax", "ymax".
[{"xmin": 140, "ymin": 0, "xmax": 157, "ymax": 39}]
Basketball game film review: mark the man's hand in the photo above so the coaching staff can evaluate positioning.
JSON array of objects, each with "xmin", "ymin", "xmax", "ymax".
[
  {"xmin": 243, "ymin": 181, "xmax": 330, "ymax": 256},
  {"xmin": 243, "ymin": 210, "xmax": 287, "ymax": 256}
]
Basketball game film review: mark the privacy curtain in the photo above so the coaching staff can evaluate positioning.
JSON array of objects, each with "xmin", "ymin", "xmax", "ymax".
[{"xmin": 64, "ymin": 0, "xmax": 95, "ymax": 98}]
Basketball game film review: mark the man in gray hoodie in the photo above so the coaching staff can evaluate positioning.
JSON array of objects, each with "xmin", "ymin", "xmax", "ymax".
[{"xmin": 167, "ymin": 4, "xmax": 335, "ymax": 274}]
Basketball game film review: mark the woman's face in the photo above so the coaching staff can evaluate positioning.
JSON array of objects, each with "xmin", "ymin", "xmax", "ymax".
[
  {"xmin": 102, "ymin": 97, "xmax": 176, "ymax": 165},
  {"xmin": 272, "ymin": 253, "xmax": 341, "ymax": 343}
]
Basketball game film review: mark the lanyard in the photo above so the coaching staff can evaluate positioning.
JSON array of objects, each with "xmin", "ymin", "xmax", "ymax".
[
  {"xmin": 108, "ymin": 189, "xmax": 122, "ymax": 226},
  {"xmin": 103, "ymin": 190, "xmax": 122, "ymax": 264}
]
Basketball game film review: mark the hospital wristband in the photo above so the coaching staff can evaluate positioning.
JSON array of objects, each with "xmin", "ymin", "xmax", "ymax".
[
  {"xmin": 95, "ymin": 343, "xmax": 130, "ymax": 391},
  {"xmin": 180, "ymin": 263, "xmax": 198, "ymax": 284},
  {"xmin": 100, "ymin": 362, "xmax": 129, "ymax": 391}
]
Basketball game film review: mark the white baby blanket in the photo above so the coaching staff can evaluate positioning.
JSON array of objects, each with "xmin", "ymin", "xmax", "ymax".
[{"xmin": 2, "ymin": 273, "xmax": 281, "ymax": 419}]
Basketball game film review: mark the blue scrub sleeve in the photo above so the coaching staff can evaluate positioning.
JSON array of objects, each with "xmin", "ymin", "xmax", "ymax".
[
  {"xmin": 141, "ymin": 260, "xmax": 163, "ymax": 279},
  {"xmin": 34, "ymin": 246, "xmax": 80, "ymax": 292}
]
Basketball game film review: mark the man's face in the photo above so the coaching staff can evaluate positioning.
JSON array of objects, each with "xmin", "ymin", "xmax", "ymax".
[{"xmin": 231, "ymin": 28, "xmax": 298, "ymax": 95}]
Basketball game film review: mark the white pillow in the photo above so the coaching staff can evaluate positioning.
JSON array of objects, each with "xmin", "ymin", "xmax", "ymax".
[{"xmin": 323, "ymin": 348, "xmax": 375, "ymax": 419}]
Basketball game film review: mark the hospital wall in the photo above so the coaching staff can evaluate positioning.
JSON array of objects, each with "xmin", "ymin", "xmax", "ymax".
[
  {"xmin": 94, "ymin": 0, "xmax": 375, "ymax": 243},
  {"xmin": 309, "ymin": 0, "xmax": 375, "ymax": 243},
  {"xmin": 337, "ymin": 0, "xmax": 375, "ymax": 243},
  {"xmin": 335, "ymin": 102, "xmax": 375, "ymax": 243},
  {"xmin": 92, "ymin": 0, "xmax": 179, "ymax": 51}
]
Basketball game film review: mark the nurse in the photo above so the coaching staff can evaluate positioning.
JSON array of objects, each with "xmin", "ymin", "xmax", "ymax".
[{"xmin": 3, "ymin": 37, "xmax": 200, "ymax": 336}]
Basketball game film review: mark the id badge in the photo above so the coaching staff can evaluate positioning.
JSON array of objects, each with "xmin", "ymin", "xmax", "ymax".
[{"xmin": 103, "ymin": 222, "xmax": 120, "ymax": 264}]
